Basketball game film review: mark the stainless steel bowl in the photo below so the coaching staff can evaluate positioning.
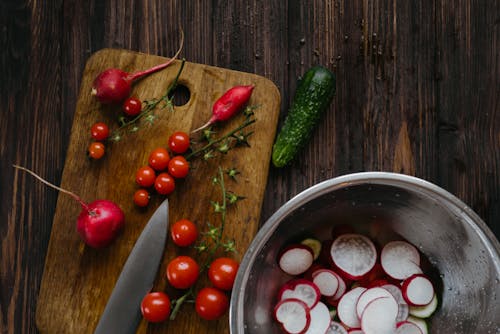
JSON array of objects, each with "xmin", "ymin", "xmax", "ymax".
[{"xmin": 230, "ymin": 172, "xmax": 500, "ymax": 333}]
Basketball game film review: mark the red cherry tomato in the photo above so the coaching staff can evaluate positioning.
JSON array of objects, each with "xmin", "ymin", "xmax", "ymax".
[
  {"xmin": 141, "ymin": 292, "xmax": 171, "ymax": 323},
  {"xmin": 133, "ymin": 189, "xmax": 150, "ymax": 207},
  {"xmin": 88, "ymin": 142, "xmax": 105, "ymax": 159},
  {"xmin": 91, "ymin": 122, "xmax": 110, "ymax": 141},
  {"xmin": 135, "ymin": 166, "xmax": 156, "ymax": 188},
  {"xmin": 149, "ymin": 148, "xmax": 170, "ymax": 171},
  {"xmin": 168, "ymin": 131, "xmax": 190, "ymax": 154},
  {"xmin": 171, "ymin": 219, "xmax": 198, "ymax": 247},
  {"xmin": 123, "ymin": 97, "xmax": 142, "ymax": 116},
  {"xmin": 195, "ymin": 287, "xmax": 229, "ymax": 320},
  {"xmin": 208, "ymin": 257, "xmax": 239, "ymax": 291},
  {"xmin": 167, "ymin": 156, "xmax": 189, "ymax": 178},
  {"xmin": 154, "ymin": 173, "xmax": 175, "ymax": 195},
  {"xmin": 166, "ymin": 256, "xmax": 199, "ymax": 289}
]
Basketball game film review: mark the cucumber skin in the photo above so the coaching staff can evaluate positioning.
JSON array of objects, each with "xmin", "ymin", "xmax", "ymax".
[{"xmin": 272, "ymin": 66, "xmax": 336, "ymax": 168}]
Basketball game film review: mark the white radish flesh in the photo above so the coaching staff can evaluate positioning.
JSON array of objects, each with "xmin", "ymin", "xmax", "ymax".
[
  {"xmin": 274, "ymin": 298, "xmax": 311, "ymax": 334},
  {"xmin": 361, "ymin": 297, "xmax": 398, "ymax": 334},
  {"xmin": 407, "ymin": 316, "xmax": 428, "ymax": 334},
  {"xmin": 402, "ymin": 274, "xmax": 434, "ymax": 306},
  {"xmin": 381, "ymin": 241, "xmax": 421, "ymax": 280},
  {"xmin": 356, "ymin": 287, "xmax": 394, "ymax": 319},
  {"xmin": 337, "ymin": 287, "xmax": 366, "ymax": 329},
  {"xmin": 304, "ymin": 302, "xmax": 331, "ymax": 334},
  {"xmin": 329, "ymin": 271, "xmax": 347, "ymax": 302},
  {"xmin": 347, "ymin": 330, "xmax": 364, "ymax": 334},
  {"xmin": 312, "ymin": 269, "xmax": 340, "ymax": 297},
  {"xmin": 381, "ymin": 284, "xmax": 409, "ymax": 322},
  {"xmin": 325, "ymin": 321, "xmax": 348, "ymax": 334},
  {"xmin": 279, "ymin": 279, "xmax": 321, "ymax": 309},
  {"xmin": 279, "ymin": 244, "xmax": 314, "ymax": 276},
  {"xmin": 330, "ymin": 234, "xmax": 377, "ymax": 280},
  {"xmin": 301, "ymin": 238, "xmax": 322, "ymax": 260},
  {"xmin": 409, "ymin": 294, "xmax": 438, "ymax": 318},
  {"xmin": 396, "ymin": 321, "xmax": 423, "ymax": 334}
]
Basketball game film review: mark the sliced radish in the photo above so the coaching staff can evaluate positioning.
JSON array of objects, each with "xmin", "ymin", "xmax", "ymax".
[
  {"xmin": 406, "ymin": 316, "xmax": 428, "ymax": 334},
  {"xmin": 401, "ymin": 274, "xmax": 434, "ymax": 306},
  {"xmin": 324, "ymin": 271, "xmax": 347, "ymax": 305},
  {"xmin": 330, "ymin": 234, "xmax": 377, "ymax": 280},
  {"xmin": 381, "ymin": 241, "xmax": 422, "ymax": 280},
  {"xmin": 381, "ymin": 284, "xmax": 409, "ymax": 322},
  {"xmin": 396, "ymin": 321, "xmax": 423, "ymax": 334},
  {"xmin": 325, "ymin": 321, "xmax": 348, "ymax": 334},
  {"xmin": 279, "ymin": 244, "xmax": 314, "ymax": 276},
  {"xmin": 347, "ymin": 330, "xmax": 364, "ymax": 334},
  {"xmin": 301, "ymin": 238, "xmax": 322, "ymax": 260},
  {"xmin": 304, "ymin": 302, "xmax": 331, "ymax": 334},
  {"xmin": 361, "ymin": 297, "xmax": 398, "ymax": 334},
  {"xmin": 274, "ymin": 298, "xmax": 311, "ymax": 334},
  {"xmin": 312, "ymin": 269, "xmax": 340, "ymax": 297},
  {"xmin": 355, "ymin": 287, "xmax": 394, "ymax": 319},
  {"xmin": 337, "ymin": 286, "xmax": 366, "ymax": 329},
  {"xmin": 409, "ymin": 294, "xmax": 438, "ymax": 318},
  {"xmin": 278, "ymin": 279, "xmax": 321, "ymax": 309}
]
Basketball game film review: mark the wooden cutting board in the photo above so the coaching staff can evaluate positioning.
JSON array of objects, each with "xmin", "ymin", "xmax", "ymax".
[{"xmin": 35, "ymin": 49, "xmax": 280, "ymax": 334}]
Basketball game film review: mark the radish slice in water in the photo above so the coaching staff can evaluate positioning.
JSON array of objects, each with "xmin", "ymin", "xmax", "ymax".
[
  {"xmin": 402, "ymin": 274, "xmax": 434, "ymax": 306},
  {"xmin": 361, "ymin": 296, "xmax": 398, "ymax": 334},
  {"xmin": 304, "ymin": 302, "xmax": 331, "ymax": 334},
  {"xmin": 381, "ymin": 241, "xmax": 422, "ymax": 280},
  {"xmin": 312, "ymin": 269, "xmax": 340, "ymax": 297},
  {"xmin": 347, "ymin": 330, "xmax": 364, "ymax": 334},
  {"xmin": 409, "ymin": 294, "xmax": 438, "ymax": 318},
  {"xmin": 407, "ymin": 316, "xmax": 428, "ymax": 334},
  {"xmin": 396, "ymin": 320, "xmax": 423, "ymax": 334},
  {"xmin": 356, "ymin": 287, "xmax": 394, "ymax": 319},
  {"xmin": 337, "ymin": 286, "xmax": 366, "ymax": 329},
  {"xmin": 301, "ymin": 238, "xmax": 322, "ymax": 260},
  {"xmin": 274, "ymin": 298, "xmax": 311, "ymax": 334},
  {"xmin": 330, "ymin": 234, "xmax": 377, "ymax": 280},
  {"xmin": 325, "ymin": 321, "xmax": 348, "ymax": 334},
  {"xmin": 381, "ymin": 284, "xmax": 409, "ymax": 322},
  {"xmin": 278, "ymin": 279, "xmax": 321, "ymax": 309},
  {"xmin": 279, "ymin": 244, "xmax": 314, "ymax": 276}
]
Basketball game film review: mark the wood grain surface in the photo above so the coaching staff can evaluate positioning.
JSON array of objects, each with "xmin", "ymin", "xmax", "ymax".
[
  {"xmin": 1, "ymin": 1, "xmax": 499, "ymax": 333},
  {"xmin": 34, "ymin": 49, "xmax": 280, "ymax": 334}
]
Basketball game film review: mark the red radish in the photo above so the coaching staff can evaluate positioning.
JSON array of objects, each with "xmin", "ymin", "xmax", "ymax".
[
  {"xmin": 381, "ymin": 241, "xmax": 422, "ymax": 280},
  {"xmin": 304, "ymin": 302, "xmax": 331, "ymax": 334},
  {"xmin": 325, "ymin": 271, "xmax": 347, "ymax": 305},
  {"xmin": 381, "ymin": 284, "xmax": 409, "ymax": 322},
  {"xmin": 13, "ymin": 165, "xmax": 124, "ymax": 248},
  {"xmin": 396, "ymin": 321, "xmax": 423, "ymax": 334},
  {"xmin": 361, "ymin": 297, "xmax": 398, "ymax": 334},
  {"xmin": 409, "ymin": 294, "xmax": 437, "ymax": 318},
  {"xmin": 330, "ymin": 234, "xmax": 377, "ymax": 280},
  {"xmin": 311, "ymin": 269, "xmax": 339, "ymax": 297},
  {"xmin": 401, "ymin": 274, "xmax": 434, "ymax": 306},
  {"xmin": 406, "ymin": 316, "xmax": 428, "ymax": 334},
  {"xmin": 278, "ymin": 279, "xmax": 321, "ymax": 309},
  {"xmin": 91, "ymin": 31, "xmax": 184, "ymax": 104},
  {"xmin": 278, "ymin": 244, "xmax": 314, "ymax": 276},
  {"xmin": 356, "ymin": 287, "xmax": 394, "ymax": 319},
  {"xmin": 300, "ymin": 238, "xmax": 322, "ymax": 260},
  {"xmin": 325, "ymin": 321, "xmax": 348, "ymax": 334},
  {"xmin": 337, "ymin": 286, "xmax": 366, "ymax": 329},
  {"xmin": 191, "ymin": 85, "xmax": 255, "ymax": 133},
  {"xmin": 274, "ymin": 298, "xmax": 311, "ymax": 334}
]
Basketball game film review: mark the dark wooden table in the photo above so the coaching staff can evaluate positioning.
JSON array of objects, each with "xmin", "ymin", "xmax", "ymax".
[{"xmin": 1, "ymin": 1, "xmax": 498, "ymax": 333}]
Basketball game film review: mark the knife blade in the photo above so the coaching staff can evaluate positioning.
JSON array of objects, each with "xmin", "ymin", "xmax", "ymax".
[{"xmin": 94, "ymin": 199, "xmax": 169, "ymax": 334}]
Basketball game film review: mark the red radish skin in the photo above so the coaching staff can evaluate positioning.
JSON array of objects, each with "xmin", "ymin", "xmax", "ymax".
[
  {"xmin": 347, "ymin": 330, "xmax": 364, "ymax": 334},
  {"xmin": 356, "ymin": 287, "xmax": 394, "ymax": 319},
  {"xmin": 401, "ymin": 274, "xmax": 435, "ymax": 306},
  {"xmin": 278, "ymin": 279, "xmax": 321, "ymax": 309},
  {"xmin": 330, "ymin": 234, "xmax": 377, "ymax": 280},
  {"xmin": 274, "ymin": 298, "xmax": 311, "ymax": 334},
  {"xmin": 304, "ymin": 302, "xmax": 331, "ymax": 334},
  {"xmin": 13, "ymin": 165, "xmax": 125, "ymax": 248},
  {"xmin": 192, "ymin": 85, "xmax": 255, "ymax": 133},
  {"xmin": 312, "ymin": 269, "xmax": 340, "ymax": 297},
  {"xmin": 396, "ymin": 321, "xmax": 423, "ymax": 334},
  {"xmin": 278, "ymin": 244, "xmax": 314, "ymax": 276},
  {"xmin": 91, "ymin": 31, "xmax": 184, "ymax": 104}
]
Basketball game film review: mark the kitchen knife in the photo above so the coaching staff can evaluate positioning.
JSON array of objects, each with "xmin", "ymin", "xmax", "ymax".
[{"xmin": 94, "ymin": 199, "xmax": 169, "ymax": 334}]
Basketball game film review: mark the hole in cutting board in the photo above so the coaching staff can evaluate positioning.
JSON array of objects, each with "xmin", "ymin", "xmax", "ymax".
[{"xmin": 168, "ymin": 84, "xmax": 190, "ymax": 106}]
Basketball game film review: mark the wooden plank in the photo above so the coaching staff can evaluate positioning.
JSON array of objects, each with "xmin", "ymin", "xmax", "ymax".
[{"xmin": 35, "ymin": 50, "xmax": 280, "ymax": 333}]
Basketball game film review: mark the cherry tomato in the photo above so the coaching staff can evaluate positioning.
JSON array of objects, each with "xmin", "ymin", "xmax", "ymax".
[
  {"xmin": 90, "ymin": 122, "xmax": 109, "ymax": 141},
  {"xmin": 166, "ymin": 256, "xmax": 199, "ymax": 289},
  {"xmin": 135, "ymin": 166, "xmax": 156, "ymax": 188},
  {"xmin": 88, "ymin": 142, "xmax": 105, "ymax": 159},
  {"xmin": 123, "ymin": 97, "xmax": 142, "ymax": 116},
  {"xmin": 154, "ymin": 173, "xmax": 175, "ymax": 195},
  {"xmin": 171, "ymin": 219, "xmax": 198, "ymax": 247},
  {"xmin": 208, "ymin": 257, "xmax": 239, "ymax": 291},
  {"xmin": 133, "ymin": 189, "xmax": 150, "ymax": 207},
  {"xmin": 148, "ymin": 148, "xmax": 170, "ymax": 171},
  {"xmin": 168, "ymin": 131, "xmax": 190, "ymax": 154},
  {"xmin": 141, "ymin": 292, "xmax": 171, "ymax": 323},
  {"xmin": 195, "ymin": 287, "xmax": 229, "ymax": 320},
  {"xmin": 167, "ymin": 156, "xmax": 189, "ymax": 178}
]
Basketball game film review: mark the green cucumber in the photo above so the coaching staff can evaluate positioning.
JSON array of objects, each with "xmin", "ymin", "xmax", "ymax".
[{"xmin": 272, "ymin": 66, "xmax": 336, "ymax": 168}]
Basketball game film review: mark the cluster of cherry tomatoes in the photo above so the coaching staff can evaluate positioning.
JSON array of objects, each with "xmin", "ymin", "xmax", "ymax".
[
  {"xmin": 88, "ymin": 97, "xmax": 143, "ymax": 159},
  {"xmin": 140, "ymin": 218, "xmax": 239, "ymax": 323},
  {"xmin": 133, "ymin": 131, "xmax": 190, "ymax": 207}
]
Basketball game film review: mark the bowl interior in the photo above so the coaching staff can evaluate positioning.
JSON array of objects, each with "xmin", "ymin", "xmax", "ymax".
[{"xmin": 231, "ymin": 174, "xmax": 500, "ymax": 333}]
